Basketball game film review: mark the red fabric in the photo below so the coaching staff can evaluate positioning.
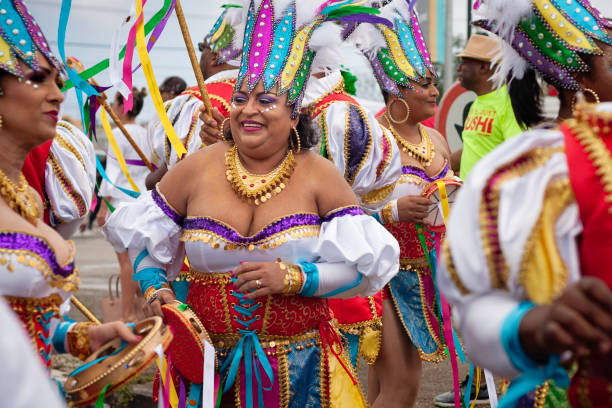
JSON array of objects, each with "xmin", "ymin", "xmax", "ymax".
[
  {"xmin": 180, "ymin": 79, "xmax": 236, "ymax": 118},
  {"xmin": 562, "ymin": 121, "xmax": 612, "ymax": 288},
  {"xmin": 186, "ymin": 278, "xmax": 331, "ymax": 336},
  {"xmin": 385, "ymin": 221, "xmax": 440, "ymax": 260},
  {"xmin": 328, "ymin": 292, "xmax": 382, "ymax": 325},
  {"xmin": 309, "ymin": 91, "xmax": 358, "ymax": 119},
  {"xmin": 22, "ymin": 140, "xmax": 53, "ymax": 224},
  {"xmin": 562, "ymin": 115, "xmax": 612, "ymax": 406}
]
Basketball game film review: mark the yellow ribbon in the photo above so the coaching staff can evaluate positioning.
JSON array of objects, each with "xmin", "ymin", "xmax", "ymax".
[
  {"xmin": 100, "ymin": 109, "xmax": 140, "ymax": 193},
  {"xmin": 469, "ymin": 368, "xmax": 482, "ymax": 408},
  {"xmin": 435, "ymin": 180, "xmax": 450, "ymax": 224},
  {"xmin": 135, "ymin": 0, "xmax": 187, "ymax": 158},
  {"xmin": 155, "ymin": 353, "xmax": 179, "ymax": 408}
]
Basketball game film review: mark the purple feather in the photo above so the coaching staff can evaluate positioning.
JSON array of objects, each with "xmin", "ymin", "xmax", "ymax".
[
  {"xmin": 405, "ymin": 0, "xmax": 418, "ymax": 11},
  {"xmin": 335, "ymin": 14, "xmax": 393, "ymax": 28}
]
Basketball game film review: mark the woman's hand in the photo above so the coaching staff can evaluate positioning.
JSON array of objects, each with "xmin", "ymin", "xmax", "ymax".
[
  {"xmin": 88, "ymin": 321, "xmax": 142, "ymax": 352},
  {"xmin": 233, "ymin": 262, "xmax": 286, "ymax": 300},
  {"xmin": 519, "ymin": 277, "xmax": 612, "ymax": 363},
  {"xmin": 199, "ymin": 105, "xmax": 225, "ymax": 146},
  {"xmin": 147, "ymin": 289, "xmax": 177, "ymax": 318},
  {"xmin": 397, "ymin": 195, "xmax": 432, "ymax": 224}
]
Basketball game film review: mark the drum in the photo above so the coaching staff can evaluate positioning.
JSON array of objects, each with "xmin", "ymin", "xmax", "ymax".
[
  {"xmin": 421, "ymin": 178, "xmax": 462, "ymax": 228},
  {"xmin": 162, "ymin": 301, "xmax": 214, "ymax": 383},
  {"xmin": 64, "ymin": 316, "xmax": 173, "ymax": 406}
]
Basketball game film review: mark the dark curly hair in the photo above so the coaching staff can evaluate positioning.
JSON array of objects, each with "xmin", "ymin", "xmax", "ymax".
[
  {"xmin": 115, "ymin": 87, "xmax": 147, "ymax": 119},
  {"xmin": 225, "ymin": 112, "xmax": 319, "ymax": 150}
]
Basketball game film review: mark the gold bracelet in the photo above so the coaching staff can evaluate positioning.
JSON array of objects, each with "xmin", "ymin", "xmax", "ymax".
[
  {"xmin": 67, "ymin": 322, "xmax": 95, "ymax": 361},
  {"xmin": 287, "ymin": 264, "xmax": 304, "ymax": 295},
  {"xmin": 381, "ymin": 201, "xmax": 395, "ymax": 224},
  {"xmin": 144, "ymin": 284, "xmax": 171, "ymax": 303}
]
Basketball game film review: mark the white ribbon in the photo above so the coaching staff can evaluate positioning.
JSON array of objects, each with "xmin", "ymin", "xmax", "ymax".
[
  {"xmin": 154, "ymin": 344, "xmax": 165, "ymax": 408},
  {"xmin": 202, "ymin": 339, "xmax": 216, "ymax": 408},
  {"xmin": 484, "ymin": 369, "xmax": 498, "ymax": 408}
]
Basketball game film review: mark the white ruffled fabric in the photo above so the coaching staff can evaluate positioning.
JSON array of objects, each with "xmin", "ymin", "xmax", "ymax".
[
  {"xmin": 437, "ymin": 128, "xmax": 582, "ymax": 378},
  {"xmin": 314, "ymin": 213, "xmax": 399, "ymax": 297},
  {"xmin": 46, "ymin": 121, "xmax": 96, "ymax": 238},
  {"xmin": 104, "ymin": 190, "xmax": 399, "ymax": 297},
  {"xmin": 148, "ymin": 70, "xmax": 239, "ymax": 169},
  {"xmin": 304, "ymin": 72, "xmax": 402, "ymax": 214},
  {"xmin": 103, "ymin": 190, "xmax": 184, "ymax": 280}
]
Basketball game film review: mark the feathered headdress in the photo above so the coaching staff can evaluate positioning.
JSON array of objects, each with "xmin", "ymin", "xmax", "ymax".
[
  {"xmin": 235, "ymin": 0, "xmax": 390, "ymax": 115},
  {"xmin": 348, "ymin": 0, "xmax": 436, "ymax": 97},
  {"xmin": 0, "ymin": 0, "xmax": 63, "ymax": 78},
  {"xmin": 204, "ymin": 3, "xmax": 249, "ymax": 66},
  {"xmin": 474, "ymin": 0, "xmax": 612, "ymax": 90}
]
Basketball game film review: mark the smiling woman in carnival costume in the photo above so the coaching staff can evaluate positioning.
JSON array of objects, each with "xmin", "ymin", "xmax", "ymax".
[
  {"xmin": 348, "ymin": 1, "xmax": 461, "ymax": 406},
  {"xmin": 437, "ymin": 0, "xmax": 612, "ymax": 407},
  {"xmin": 103, "ymin": 1, "xmax": 400, "ymax": 406},
  {"xmin": 0, "ymin": 0, "xmax": 139, "ymax": 385}
]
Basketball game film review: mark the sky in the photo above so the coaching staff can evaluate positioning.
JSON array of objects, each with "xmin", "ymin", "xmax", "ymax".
[{"xmin": 27, "ymin": 0, "xmax": 612, "ymax": 124}]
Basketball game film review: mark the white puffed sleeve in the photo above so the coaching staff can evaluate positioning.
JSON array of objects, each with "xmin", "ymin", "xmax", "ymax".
[
  {"xmin": 437, "ymin": 128, "xmax": 582, "ymax": 378},
  {"xmin": 46, "ymin": 121, "xmax": 96, "ymax": 239},
  {"xmin": 306, "ymin": 206, "xmax": 399, "ymax": 298},
  {"xmin": 320, "ymin": 102, "xmax": 402, "ymax": 214},
  {"xmin": 102, "ymin": 187, "xmax": 185, "ymax": 280},
  {"xmin": 149, "ymin": 94, "xmax": 203, "ymax": 170}
]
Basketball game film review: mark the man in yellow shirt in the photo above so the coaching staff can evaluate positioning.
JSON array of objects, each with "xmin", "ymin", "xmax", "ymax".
[{"xmin": 453, "ymin": 34, "xmax": 523, "ymax": 179}]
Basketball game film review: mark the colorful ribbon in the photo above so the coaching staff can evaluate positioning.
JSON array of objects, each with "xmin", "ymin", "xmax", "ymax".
[
  {"xmin": 134, "ymin": 0, "xmax": 187, "ymax": 158},
  {"xmin": 100, "ymin": 109, "xmax": 140, "ymax": 193},
  {"xmin": 435, "ymin": 180, "xmax": 450, "ymax": 224}
]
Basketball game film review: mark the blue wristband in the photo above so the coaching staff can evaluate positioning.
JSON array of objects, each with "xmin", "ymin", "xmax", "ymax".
[
  {"xmin": 299, "ymin": 262, "xmax": 319, "ymax": 297},
  {"xmin": 133, "ymin": 249, "xmax": 168, "ymax": 293},
  {"xmin": 498, "ymin": 301, "xmax": 570, "ymax": 408},
  {"xmin": 52, "ymin": 321, "xmax": 73, "ymax": 354}
]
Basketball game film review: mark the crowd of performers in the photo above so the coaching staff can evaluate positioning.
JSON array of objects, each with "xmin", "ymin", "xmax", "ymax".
[{"xmin": 0, "ymin": 0, "xmax": 611, "ymax": 407}]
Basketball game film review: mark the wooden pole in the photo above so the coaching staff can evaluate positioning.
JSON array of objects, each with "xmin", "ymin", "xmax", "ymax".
[
  {"xmin": 71, "ymin": 297, "xmax": 102, "ymax": 325},
  {"xmin": 174, "ymin": 0, "xmax": 214, "ymax": 117},
  {"xmin": 66, "ymin": 57, "xmax": 155, "ymax": 172}
]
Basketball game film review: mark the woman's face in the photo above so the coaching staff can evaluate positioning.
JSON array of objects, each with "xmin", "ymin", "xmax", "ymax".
[
  {"xmin": 0, "ymin": 54, "xmax": 64, "ymax": 148},
  {"xmin": 399, "ymin": 71, "xmax": 439, "ymax": 122},
  {"xmin": 579, "ymin": 29, "xmax": 612, "ymax": 103},
  {"xmin": 230, "ymin": 80, "xmax": 298, "ymax": 158}
]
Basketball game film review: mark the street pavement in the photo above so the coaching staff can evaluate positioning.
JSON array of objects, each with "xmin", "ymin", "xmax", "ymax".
[{"xmin": 68, "ymin": 228, "xmax": 477, "ymax": 407}]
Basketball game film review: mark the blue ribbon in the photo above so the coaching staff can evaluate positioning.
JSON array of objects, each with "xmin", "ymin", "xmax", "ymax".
[
  {"xmin": 220, "ymin": 283, "xmax": 273, "ymax": 408},
  {"xmin": 320, "ymin": 274, "xmax": 363, "ymax": 298},
  {"xmin": 498, "ymin": 302, "xmax": 570, "ymax": 408},
  {"xmin": 133, "ymin": 249, "xmax": 168, "ymax": 293},
  {"xmin": 96, "ymin": 157, "xmax": 140, "ymax": 199},
  {"xmin": 52, "ymin": 321, "xmax": 73, "ymax": 354},
  {"xmin": 299, "ymin": 262, "xmax": 319, "ymax": 297}
]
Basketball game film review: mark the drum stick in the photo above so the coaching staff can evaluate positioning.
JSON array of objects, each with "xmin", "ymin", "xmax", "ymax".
[
  {"xmin": 66, "ymin": 57, "xmax": 155, "ymax": 172},
  {"xmin": 174, "ymin": 0, "xmax": 214, "ymax": 117},
  {"xmin": 71, "ymin": 296, "xmax": 102, "ymax": 325}
]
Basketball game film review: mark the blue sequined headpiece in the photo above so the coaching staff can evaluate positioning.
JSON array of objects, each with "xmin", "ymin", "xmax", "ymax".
[{"xmin": 0, "ymin": 1, "xmax": 63, "ymax": 78}]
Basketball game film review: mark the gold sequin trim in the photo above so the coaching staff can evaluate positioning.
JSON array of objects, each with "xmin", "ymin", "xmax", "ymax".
[
  {"xmin": 304, "ymin": 78, "xmax": 346, "ymax": 117},
  {"xmin": 47, "ymin": 151, "xmax": 87, "ymax": 219},
  {"xmin": 534, "ymin": 381, "xmax": 550, "ymax": 408},
  {"xmin": 54, "ymin": 132, "xmax": 86, "ymax": 173},
  {"xmin": 442, "ymin": 239, "xmax": 470, "ymax": 295},
  {"xmin": 278, "ymin": 352, "xmax": 290, "ymax": 408},
  {"xmin": 399, "ymin": 256, "xmax": 430, "ymax": 271},
  {"xmin": 479, "ymin": 146, "xmax": 564, "ymax": 290},
  {"xmin": 519, "ymin": 178, "xmax": 574, "ymax": 304},
  {"xmin": 380, "ymin": 200, "xmax": 396, "ymax": 224},
  {"xmin": 377, "ymin": 128, "xmax": 394, "ymax": 179},
  {"xmin": 565, "ymin": 117, "xmax": 612, "ymax": 214},
  {"xmin": 343, "ymin": 103, "xmax": 373, "ymax": 186},
  {"xmin": 0, "ymin": 241, "xmax": 79, "ymax": 292},
  {"xmin": 360, "ymin": 181, "xmax": 397, "ymax": 206}
]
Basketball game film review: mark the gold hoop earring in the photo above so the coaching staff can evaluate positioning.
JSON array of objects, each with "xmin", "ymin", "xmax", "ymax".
[
  {"xmin": 292, "ymin": 126, "xmax": 301, "ymax": 153},
  {"xmin": 583, "ymin": 88, "xmax": 600, "ymax": 104},
  {"xmin": 220, "ymin": 118, "xmax": 232, "ymax": 143},
  {"xmin": 0, "ymin": 114, "xmax": 3, "ymax": 128},
  {"xmin": 387, "ymin": 98, "xmax": 410, "ymax": 124}
]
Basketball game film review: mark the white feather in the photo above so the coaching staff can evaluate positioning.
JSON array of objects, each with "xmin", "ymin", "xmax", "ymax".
[
  {"xmin": 489, "ymin": 37, "xmax": 529, "ymax": 89},
  {"xmin": 475, "ymin": 0, "xmax": 533, "ymax": 41},
  {"xmin": 347, "ymin": 21, "xmax": 387, "ymax": 57},
  {"xmin": 296, "ymin": 1, "xmax": 327, "ymax": 29},
  {"xmin": 309, "ymin": 22, "xmax": 343, "ymax": 73}
]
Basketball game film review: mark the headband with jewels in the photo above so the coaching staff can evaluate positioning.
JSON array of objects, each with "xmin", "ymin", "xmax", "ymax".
[
  {"xmin": 0, "ymin": 0, "xmax": 63, "ymax": 79},
  {"xmin": 473, "ymin": 0, "xmax": 612, "ymax": 90},
  {"xmin": 235, "ymin": 0, "xmax": 390, "ymax": 115},
  {"xmin": 348, "ymin": 0, "xmax": 436, "ymax": 98},
  {"xmin": 204, "ymin": 3, "xmax": 248, "ymax": 66}
]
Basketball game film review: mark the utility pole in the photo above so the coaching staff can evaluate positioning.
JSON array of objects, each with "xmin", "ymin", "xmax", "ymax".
[{"xmin": 467, "ymin": 0, "xmax": 473, "ymax": 38}]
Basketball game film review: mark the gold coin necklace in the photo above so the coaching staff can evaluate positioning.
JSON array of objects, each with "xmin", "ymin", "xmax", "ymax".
[
  {"xmin": 225, "ymin": 145, "xmax": 296, "ymax": 205},
  {"xmin": 0, "ymin": 169, "xmax": 40, "ymax": 225},
  {"xmin": 386, "ymin": 114, "xmax": 435, "ymax": 167}
]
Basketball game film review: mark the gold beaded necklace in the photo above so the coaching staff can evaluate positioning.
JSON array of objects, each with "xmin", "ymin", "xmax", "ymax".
[
  {"xmin": 385, "ymin": 114, "xmax": 435, "ymax": 167},
  {"xmin": 0, "ymin": 169, "xmax": 40, "ymax": 224},
  {"xmin": 225, "ymin": 145, "xmax": 295, "ymax": 205}
]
